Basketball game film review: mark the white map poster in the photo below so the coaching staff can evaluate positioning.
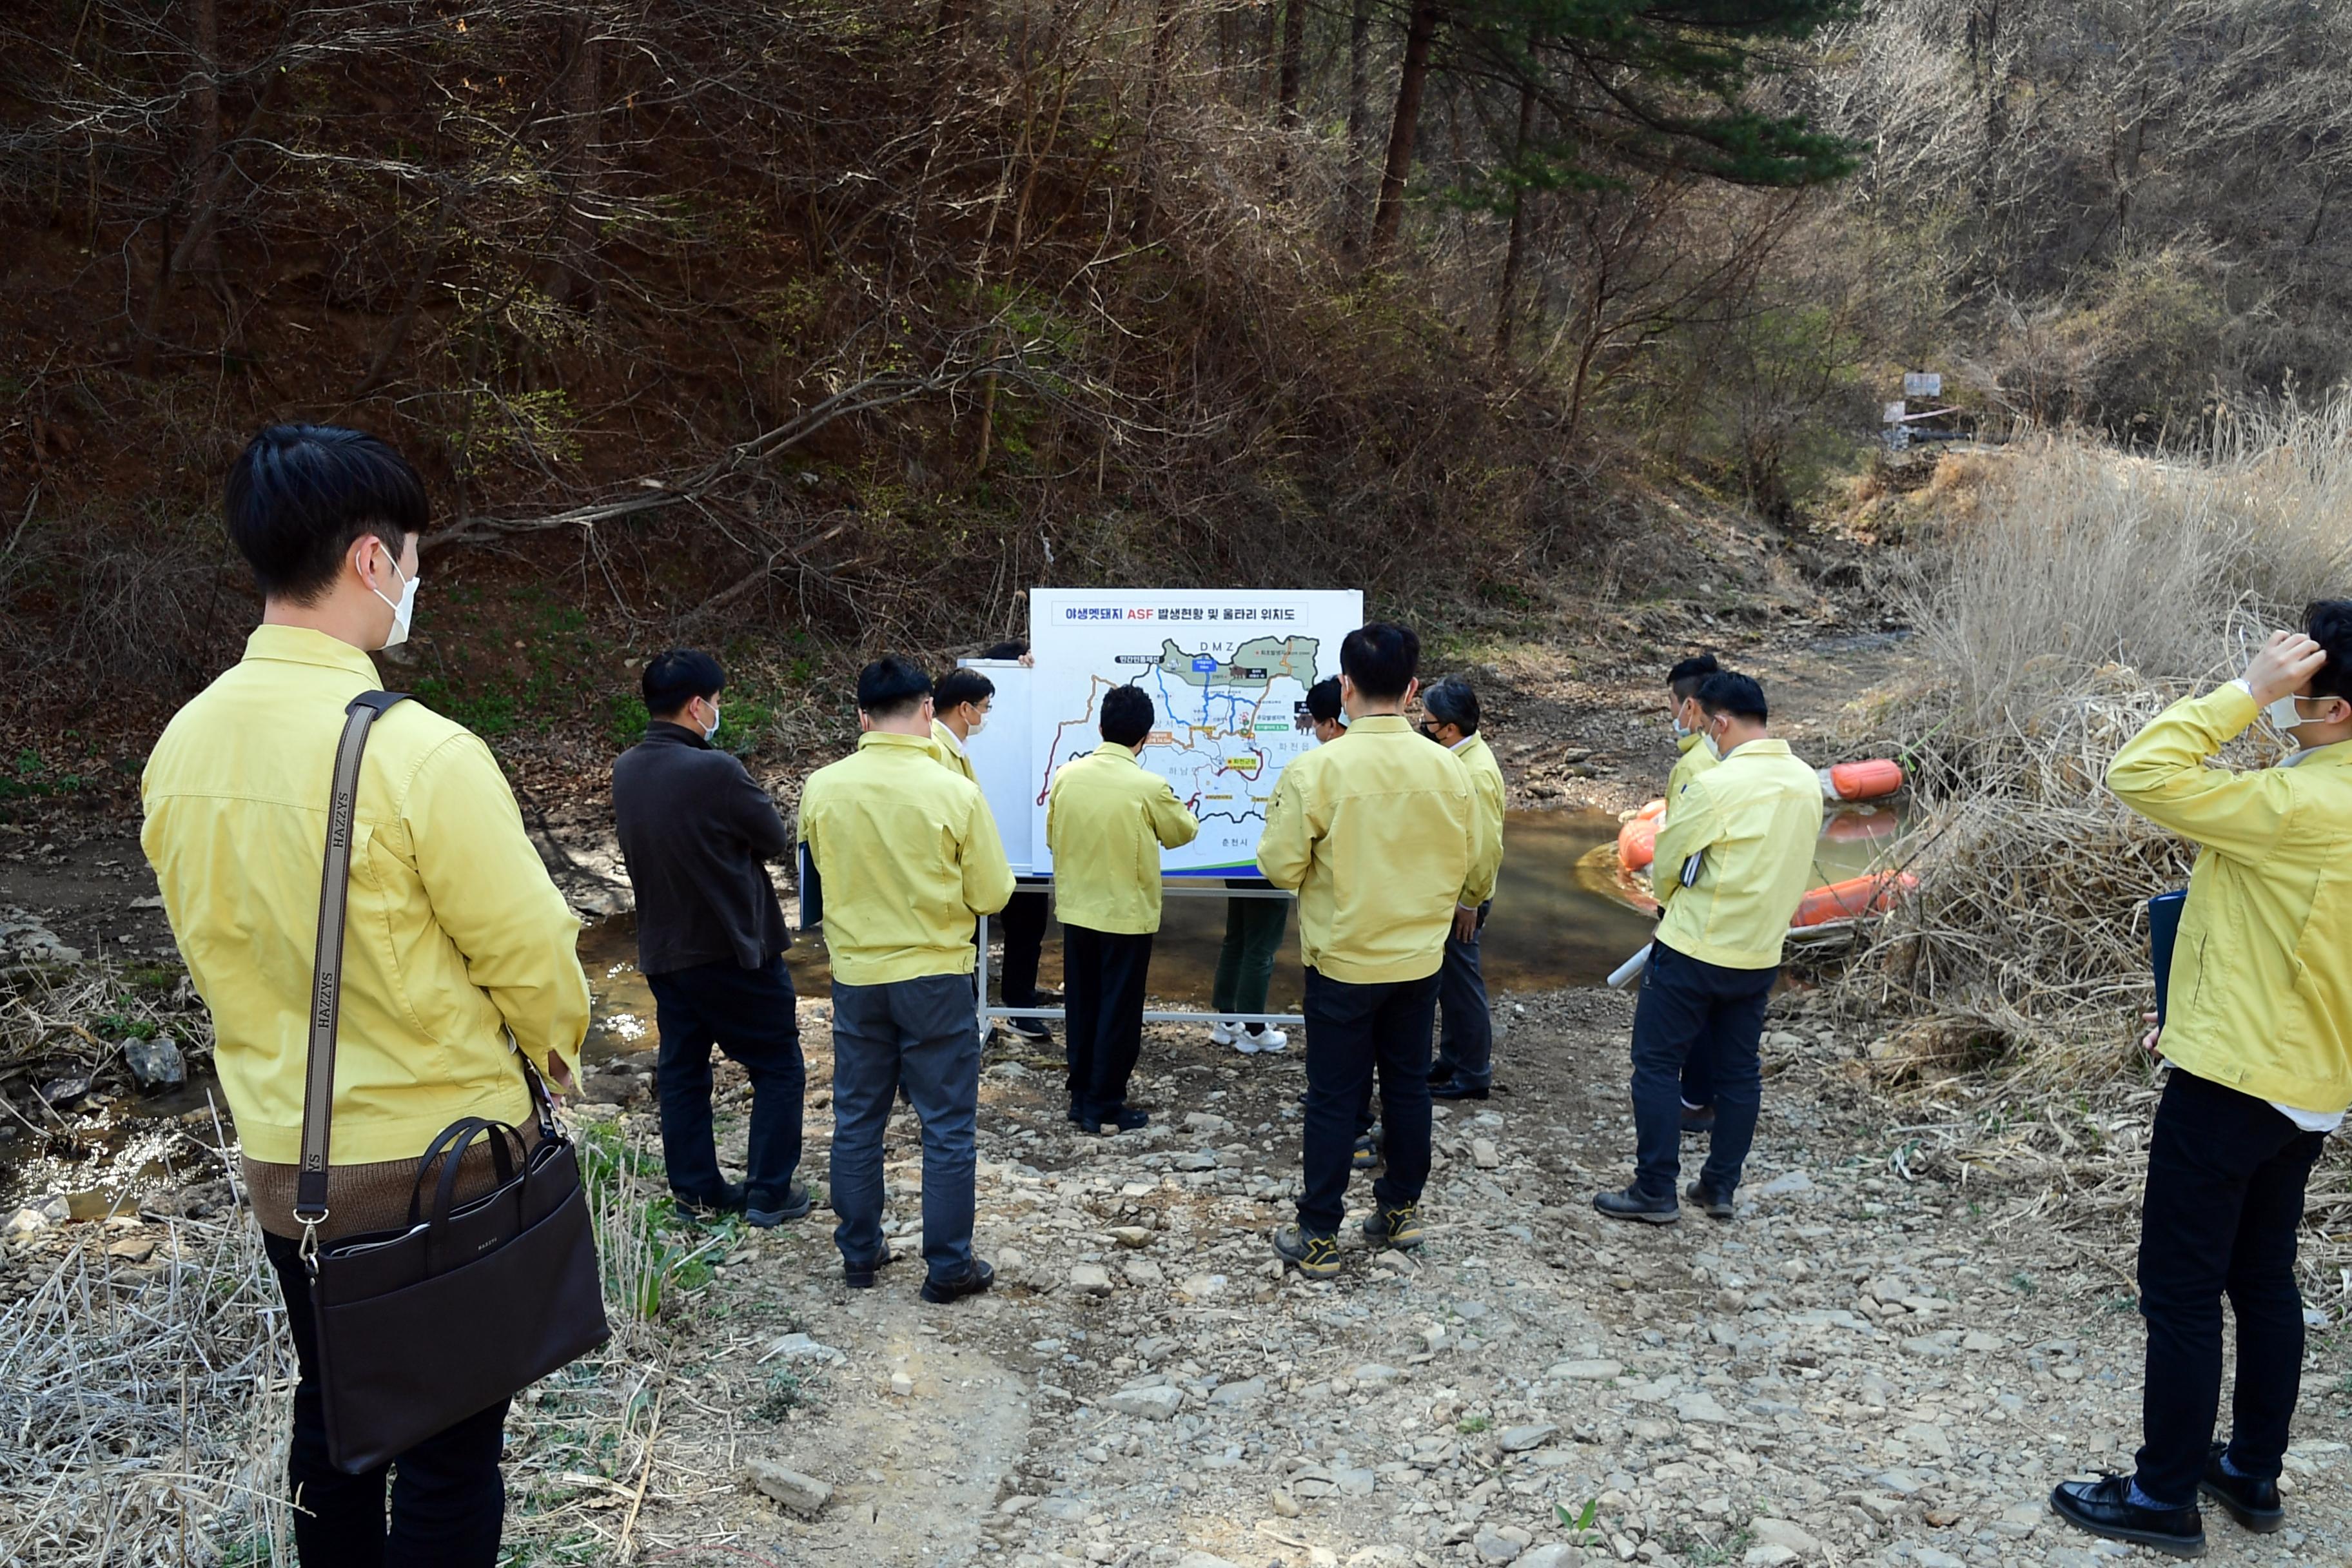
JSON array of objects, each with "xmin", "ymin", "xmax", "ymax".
[{"xmin": 1029, "ymin": 588, "xmax": 1365, "ymax": 877}]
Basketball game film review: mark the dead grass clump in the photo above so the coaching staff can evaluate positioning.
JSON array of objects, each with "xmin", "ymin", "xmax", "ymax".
[{"xmin": 1828, "ymin": 402, "xmax": 2352, "ymax": 1280}]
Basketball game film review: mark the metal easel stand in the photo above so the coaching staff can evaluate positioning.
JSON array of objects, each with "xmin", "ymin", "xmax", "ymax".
[{"xmin": 975, "ymin": 881, "xmax": 1304, "ymax": 1041}]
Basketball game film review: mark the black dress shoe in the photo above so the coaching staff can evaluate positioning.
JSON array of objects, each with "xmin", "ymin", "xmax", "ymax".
[
  {"xmin": 2200, "ymin": 1444, "xmax": 2284, "ymax": 1533},
  {"xmin": 2050, "ymin": 1475, "xmax": 2205, "ymax": 1558},
  {"xmin": 1592, "ymin": 1186, "xmax": 1679, "ymax": 1224},
  {"xmin": 674, "ymin": 1182, "xmax": 748, "ymax": 1220},
  {"xmin": 843, "ymin": 1247, "xmax": 896, "ymax": 1289},
  {"xmin": 1093, "ymin": 1106, "xmax": 1149, "ymax": 1133},
  {"xmin": 1680, "ymin": 1104, "xmax": 1716, "ymax": 1135},
  {"xmin": 1430, "ymin": 1079, "xmax": 1489, "ymax": 1101},
  {"xmin": 745, "ymin": 1184, "xmax": 816, "ymax": 1227},
  {"xmin": 1684, "ymin": 1180, "xmax": 1734, "ymax": 1220},
  {"xmin": 920, "ymin": 1258, "xmax": 995, "ymax": 1304}
]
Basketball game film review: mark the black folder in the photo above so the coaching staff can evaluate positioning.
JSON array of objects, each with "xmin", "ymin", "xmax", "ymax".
[
  {"xmin": 798, "ymin": 841, "xmax": 823, "ymax": 930},
  {"xmin": 2148, "ymin": 889, "xmax": 2187, "ymax": 1026}
]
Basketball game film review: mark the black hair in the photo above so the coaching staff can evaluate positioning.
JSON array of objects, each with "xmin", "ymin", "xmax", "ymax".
[
  {"xmin": 642, "ymin": 649, "xmax": 725, "ymax": 718},
  {"xmin": 224, "ymin": 424, "xmax": 429, "ymax": 603},
  {"xmin": 981, "ymin": 639, "xmax": 1029, "ymax": 660},
  {"xmin": 2306, "ymin": 602, "xmax": 2352, "ymax": 703},
  {"xmin": 1340, "ymin": 622, "xmax": 1418, "ymax": 701},
  {"xmin": 1667, "ymin": 652, "xmax": 1721, "ymax": 701},
  {"xmin": 1101, "ymin": 684, "xmax": 1156, "ymax": 748},
  {"xmin": 1695, "ymin": 671, "xmax": 1767, "ymax": 723},
  {"xmin": 857, "ymin": 655, "xmax": 933, "ymax": 717},
  {"xmin": 1305, "ymin": 676, "xmax": 1344, "ymax": 725},
  {"xmin": 1421, "ymin": 675, "xmax": 1479, "ymax": 733},
  {"xmin": 936, "ymin": 667, "xmax": 996, "ymax": 712}
]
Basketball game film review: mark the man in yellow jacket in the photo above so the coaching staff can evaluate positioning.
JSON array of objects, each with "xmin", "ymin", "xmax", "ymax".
[
  {"xmin": 1662, "ymin": 652, "xmax": 1723, "ymax": 1132},
  {"xmin": 1420, "ymin": 676, "xmax": 1507, "ymax": 1101},
  {"xmin": 1596, "ymin": 671, "xmax": 1821, "ymax": 1225},
  {"xmin": 799, "ymin": 657, "xmax": 1015, "ymax": 1303},
  {"xmin": 2050, "ymin": 614, "xmax": 2352, "ymax": 1558},
  {"xmin": 142, "ymin": 424, "xmax": 589, "ymax": 1565},
  {"xmin": 1259, "ymin": 623, "xmax": 1496, "ymax": 1279},
  {"xmin": 1046, "ymin": 684, "xmax": 1199, "ymax": 1130}
]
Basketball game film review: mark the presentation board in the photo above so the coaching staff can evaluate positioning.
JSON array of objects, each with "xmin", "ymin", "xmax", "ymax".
[{"xmin": 1028, "ymin": 588, "xmax": 1364, "ymax": 877}]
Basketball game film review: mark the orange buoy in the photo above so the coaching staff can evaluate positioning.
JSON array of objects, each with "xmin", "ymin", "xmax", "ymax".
[
  {"xmin": 1790, "ymin": 870, "xmax": 1917, "ymax": 928},
  {"xmin": 1821, "ymin": 807, "xmax": 1899, "ymax": 844},
  {"xmin": 1819, "ymin": 760, "xmax": 1905, "ymax": 802},
  {"xmin": 1635, "ymin": 797, "xmax": 1667, "ymax": 822},
  {"xmin": 1617, "ymin": 814, "xmax": 1660, "ymax": 871}
]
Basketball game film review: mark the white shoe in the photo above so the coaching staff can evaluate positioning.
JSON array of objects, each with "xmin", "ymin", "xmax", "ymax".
[
  {"xmin": 1243, "ymin": 1026, "xmax": 1288, "ymax": 1054},
  {"xmin": 1210, "ymin": 1020, "xmax": 1237, "ymax": 1047}
]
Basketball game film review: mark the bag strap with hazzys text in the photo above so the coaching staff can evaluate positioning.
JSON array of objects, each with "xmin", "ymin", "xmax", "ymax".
[{"xmin": 293, "ymin": 691, "xmax": 409, "ymax": 1246}]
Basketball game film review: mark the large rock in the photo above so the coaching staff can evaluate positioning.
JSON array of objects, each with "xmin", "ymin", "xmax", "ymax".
[
  {"xmin": 1498, "ymin": 1423, "xmax": 1558, "ymax": 1453},
  {"xmin": 1472, "ymin": 1527, "xmax": 1522, "ymax": 1563},
  {"xmin": 1516, "ymin": 1549, "xmax": 1584, "ymax": 1568},
  {"xmin": 743, "ymin": 1458, "xmax": 832, "ymax": 1515},
  {"xmin": 1545, "ymin": 1358, "xmax": 1623, "ymax": 1382},
  {"xmin": 1106, "ymin": 1383, "xmax": 1184, "ymax": 1420},
  {"xmin": 1206, "ymin": 1377, "xmax": 1267, "ymax": 1407},
  {"xmin": 1672, "ymin": 1391, "xmax": 1732, "ymax": 1424},
  {"xmin": 1747, "ymin": 1518, "xmax": 1822, "ymax": 1556},
  {"xmin": 1070, "ymin": 1263, "xmax": 1113, "ymax": 1295},
  {"xmin": 124, "ymin": 1036, "xmax": 186, "ymax": 1089}
]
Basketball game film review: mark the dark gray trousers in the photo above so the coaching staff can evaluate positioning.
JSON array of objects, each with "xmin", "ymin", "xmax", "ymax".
[
  {"xmin": 828, "ymin": 972, "xmax": 981, "ymax": 1284},
  {"xmin": 1431, "ymin": 900, "xmax": 1493, "ymax": 1087}
]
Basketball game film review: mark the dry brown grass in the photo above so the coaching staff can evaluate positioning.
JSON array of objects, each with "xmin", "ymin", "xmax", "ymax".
[{"xmin": 1827, "ymin": 402, "xmax": 2352, "ymax": 1282}]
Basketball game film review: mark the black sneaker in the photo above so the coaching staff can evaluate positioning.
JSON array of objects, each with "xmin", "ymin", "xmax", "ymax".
[
  {"xmin": 1430, "ymin": 1079, "xmax": 1489, "ymax": 1101},
  {"xmin": 1008, "ymin": 1016, "xmax": 1054, "ymax": 1044},
  {"xmin": 2050, "ymin": 1476, "xmax": 2206, "ymax": 1558},
  {"xmin": 745, "ymin": 1184, "xmax": 816, "ymax": 1227},
  {"xmin": 1362, "ymin": 1202, "xmax": 1425, "ymax": 1250},
  {"xmin": 920, "ymin": 1259, "xmax": 995, "ymax": 1304},
  {"xmin": 1593, "ymin": 1186, "xmax": 1680, "ymax": 1224},
  {"xmin": 1684, "ymin": 1181, "xmax": 1734, "ymax": 1220},
  {"xmin": 1681, "ymin": 1104, "xmax": 1716, "ymax": 1135},
  {"xmin": 674, "ymin": 1182, "xmax": 748, "ymax": 1220},
  {"xmin": 2200, "ymin": 1444, "xmax": 2284, "ymax": 1533},
  {"xmin": 843, "ymin": 1247, "xmax": 896, "ymax": 1289},
  {"xmin": 1273, "ymin": 1224, "xmax": 1342, "ymax": 1279},
  {"xmin": 1093, "ymin": 1106, "xmax": 1148, "ymax": 1134}
]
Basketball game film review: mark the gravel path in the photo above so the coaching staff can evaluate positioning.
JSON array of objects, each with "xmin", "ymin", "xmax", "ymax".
[{"xmin": 594, "ymin": 984, "xmax": 2351, "ymax": 1568}]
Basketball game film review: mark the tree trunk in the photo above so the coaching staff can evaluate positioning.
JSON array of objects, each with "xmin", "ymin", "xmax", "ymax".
[
  {"xmin": 1492, "ymin": 72, "xmax": 1537, "ymax": 360},
  {"xmin": 549, "ymin": 8, "xmax": 603, "ymax": 311},
  {"xmin": 1369, "ymin": 0, "xmax": 1442, "ymax": 262},
  {"xmin": 186, "ymin": 0, "xmax": 220, "ymax": 277},
  {"xmin": 1277, "ymin": 0, "xmax": 1307, "ymax": 131},
  {"xmin": 1344, "ymin": 0, "xmax": 1373, "ymax": 251},
  {"xmin": 1141, "ymin": 0, "xmax": 1179, "ymax": 227}
]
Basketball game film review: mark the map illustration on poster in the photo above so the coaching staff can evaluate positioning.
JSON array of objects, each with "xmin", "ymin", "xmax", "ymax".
[{"xmin": 1028, "ymin": 588, "xmax": 1365, "ymax": 877}]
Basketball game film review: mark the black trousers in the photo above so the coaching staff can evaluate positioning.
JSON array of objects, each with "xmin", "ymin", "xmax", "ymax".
[
  {"xmin": 998, "ymin": 885, "xmax": 1052, "ymax": 1005},
  {"xmin": 1064, "ymin": 925, "xmax": 1153, "ymax": 1115},
  {"xmin": 1299, "ymin": 966, "xmax": 1438, "ymax": 1234},
  {"xmin": 262, "ymin": 1230, "xmax": 509, "ymax": 1566},
  {"xmin": 1629, "ymin": 942, "xmax": 1770, "ymax": 1199},
  {"xmin": 644, "ymin": 955, "xmax": 806, "ymax": 1207},
  {"xmin": 2133, "ymin": 1068, "xmax": 2330, "ymax": 1505}
]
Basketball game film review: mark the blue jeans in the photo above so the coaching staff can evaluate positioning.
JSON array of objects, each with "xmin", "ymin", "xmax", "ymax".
[
  {"xmin": 645, "ymin": 956, "xmax": 805, "ymax": 1208},
  {"xmin": 1432, "ymin": 901, "xmax": 1493, "ymax": 1087},
  {"xmin": 1299, "ymin": 967, "xmax": 1438, "ymax": 1235},
  {"xmin": 1630, "ymin": 941, "xmax": 1772, "ymax": 1199},
  {"xmin": 828, "ymin": 973, "xmax": 981, "ymax": 1284}
]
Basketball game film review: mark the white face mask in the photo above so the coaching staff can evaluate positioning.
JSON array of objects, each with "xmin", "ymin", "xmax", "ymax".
[
  {"xmin": 701, "ymin": 701, "xmax": 721, "ymax": 742},
  {"xmin": 2264, "ymin": 692, "xmax": 2328, "ymax": 738},
  {"xmin": 369, "ymin": 552, "xmax": 419, "ymax": 649},
  {"xmin": 966, "ymin": 710, "xmax": 988, "ymax": 738},
  {"xmin": 1703, "ymin": 727, "xmax": 1725, "ymax": 761}
]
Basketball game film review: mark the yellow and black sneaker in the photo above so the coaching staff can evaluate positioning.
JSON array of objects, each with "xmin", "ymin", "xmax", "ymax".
[
  {"xmin": 1351, "ymin": 1131, "xmax": 1380, "ymax": 1170},
  {"xmin": 1363, "ymin": 1202, "xmax": 1425, "ymax": 1250},
  {"xmin": 1273, "ymin": 1224, "xmax": 1342, "ymax": 1279}
]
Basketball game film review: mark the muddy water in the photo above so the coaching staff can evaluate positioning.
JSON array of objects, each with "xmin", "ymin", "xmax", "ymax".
[{"xmin": 575, "ymin": 807, "xmax": 1911, "ymax": 1054}]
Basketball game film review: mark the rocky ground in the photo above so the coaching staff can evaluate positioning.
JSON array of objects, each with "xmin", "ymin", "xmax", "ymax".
[{"xmin": 533, "ymin": 983, "xmax": 2351, "ymax": 1568}]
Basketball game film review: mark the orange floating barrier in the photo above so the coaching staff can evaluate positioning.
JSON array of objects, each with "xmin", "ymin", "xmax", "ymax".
[
  {"xmin": 1819, "ymin": 759, "xmax": 1905, "ymax": 802},
  {"xmin": 1617, "ymin": 814, "xmax": 1660, "ymax": 871},
  {"xmin": 1635, "ymin": 797, "xmax": 1667, "ymax": 822},
  {"xmin": 1790, "ymin": 870, "xmax": 1917, "ymax": 928},
  {"xmin": 1821, "ymin": 807, "xmax": 1899, "ymax": 844}
]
